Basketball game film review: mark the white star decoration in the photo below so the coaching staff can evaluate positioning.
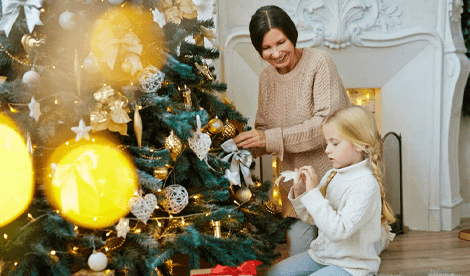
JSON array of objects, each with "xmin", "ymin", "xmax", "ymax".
[
  {"xmin": 224, "ymin": 169, "xmax": 240, "ymax": 186},
  {"xmin": 71, "ymin": 119, "xmax": 92, "ymax": 142},
  {"xmin": 116, "ymin": 218, "xmax": 130, "ymax": 238},
  {"xmin": 28, "ymin": 97, "xmax": 41, "ymax": 122}
]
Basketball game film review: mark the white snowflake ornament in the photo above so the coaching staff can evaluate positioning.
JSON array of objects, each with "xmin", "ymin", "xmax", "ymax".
[
  {"xmin": 28, "ymin": 97, "xmax": 41, "ymax": 122},
  {"xmin": 116, "ymin": 218, "xmax": 130, "ymax": 238},
  {"xmin": 71, "ymin": 119, "xmax": 92, "ymax": 142}
]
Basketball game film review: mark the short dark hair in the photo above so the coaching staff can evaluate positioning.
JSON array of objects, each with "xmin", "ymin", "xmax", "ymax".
[{"xmin": 249, "ymin": 5, "xmax": 298, "ymax": 56}]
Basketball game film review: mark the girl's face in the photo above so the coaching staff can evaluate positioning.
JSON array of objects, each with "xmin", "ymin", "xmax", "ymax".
[
  {"xmin": 322, "ymin": 124, "xmax": 364, "ymax": 169},
  {"xmin": 261, "ymin": 28, "xmax": 299, "ymax": 74}
]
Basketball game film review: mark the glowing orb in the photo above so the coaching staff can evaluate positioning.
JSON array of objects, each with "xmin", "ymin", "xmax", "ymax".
[
  {"xmin": 45, "ymin": 138, "xmax": 137, "ymax": 229},
  {"xmin": 0, "ymin": 115, "xmax": 34, "ymax": 227}
]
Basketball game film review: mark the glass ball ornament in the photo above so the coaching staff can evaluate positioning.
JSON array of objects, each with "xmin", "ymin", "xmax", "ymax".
[
  {"xmin": 83, "ymin": 52, "xmax": 100, "ymax": 74},
  {"xmin": 108, "ymin": 0, "xmax": 125, "ymax": 4},
  {"xmin": 22, "ymin": 70, "xmax": 40, "ymax": 85},
  {"xmin": 153, "ymin": 166, "xmax": 169, "ymax": 180},
  {"xmin": 234, "ymin": 186, "xmax": 252, "ymax": 203},
  {"xmin": 88, "ymin": 250, "xmax": 108, "ymax": 271},
  {"xmin": 59, "ymin": 10, "xmax": 76, "ymax": 30},
  {"xmin": 208, "ymin": 117, "xmax": 224, "ymax": 134}
]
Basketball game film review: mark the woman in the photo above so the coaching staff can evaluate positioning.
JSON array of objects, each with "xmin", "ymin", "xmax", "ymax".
[{"xmin": 233, "ymin": 5, "xmax": 351, "ymax": 256}]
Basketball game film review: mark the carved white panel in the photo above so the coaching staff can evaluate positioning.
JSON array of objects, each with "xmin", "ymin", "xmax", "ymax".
[
  {"xmin": 449, "ymin": 0, "xmax": 463, "ymax": 23},
  {"xmin": 283, "ymin": 0, "xmax": 402, "ymax": 48}
]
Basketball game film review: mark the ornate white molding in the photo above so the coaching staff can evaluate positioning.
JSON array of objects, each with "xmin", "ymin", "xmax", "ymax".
[
  {"xmin": 283, "ymin": 0, "xmax": 402, "ymax": 49},
  {"xmin": 448, "ymin": 0, "xmax": 463, "ymax": 23}
]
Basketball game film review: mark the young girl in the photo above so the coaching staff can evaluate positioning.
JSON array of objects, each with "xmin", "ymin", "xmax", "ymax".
[{"xmin": 266, "ymin": 105, "xmax": 395, "ymax": 276}]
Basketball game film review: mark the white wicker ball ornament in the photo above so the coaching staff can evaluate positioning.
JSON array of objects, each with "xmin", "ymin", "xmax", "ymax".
[
  {"xmin": 22, "ymin": 70, "xmax": 40, "ymax": 85},
  {"xmin": 137, "ymin": 66, "xmax": 165, "ymax": 93},
  {"xmin": 59, "ymin": 10, "xmax": 76, "ymax": 30},
  {"xmin": 88, "ymin": 250, "xmax": 108, "ymax": 271},
  {"xmin": 108, "ymin": 0, "xmax": 124, "ymax": 4},
  {"xmin": 162, "ymin": 184, "xmax": 188, "ymax": 214}
]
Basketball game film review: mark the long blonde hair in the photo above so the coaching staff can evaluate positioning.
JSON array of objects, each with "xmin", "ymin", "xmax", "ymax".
[{"xmin": 319, "ymin": 105, "xmax": 395, "ymax": 225}]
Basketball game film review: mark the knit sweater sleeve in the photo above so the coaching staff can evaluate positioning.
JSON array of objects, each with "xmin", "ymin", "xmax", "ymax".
[{"xmin": 300, "ymin": 177, "xmax": 381, "ymax": 242}]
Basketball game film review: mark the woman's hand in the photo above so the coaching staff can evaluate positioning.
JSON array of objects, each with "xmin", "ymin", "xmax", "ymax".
[
  {"xmin": 233, "ymin": 129, "xmax": 266, "ymax": 149},
  {"xmin": 298, "ymin": 166, "xmax": 318, "ymax": 192},
  {"xmin": 292, "ymin": 168, "xmax": 306, "ymax": 198}
]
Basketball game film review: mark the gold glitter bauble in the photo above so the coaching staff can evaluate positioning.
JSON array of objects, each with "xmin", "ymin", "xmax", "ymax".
[
  {"xmin": 234, "ymin": 186, "xmax": 252, "ymax": 203},
  {"xmin": 165, "ymin": 131, "xmax": 183, "ymax": 160},
  {"xmin": 153, "ymin": 166, "xmax": 169, "ymax": 180},
  {"xmin": 221, "ymin": 121, "xmax": 237, "ymax": 139},
  {"xmin": 208, "ymin": 117, "xmax": 224, "ymax": 134}
]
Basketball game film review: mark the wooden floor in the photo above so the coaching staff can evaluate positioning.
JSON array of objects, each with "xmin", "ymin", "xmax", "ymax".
[{"xmin": 259, "ymin": 218, "xmax": 470, "ymax": 276}]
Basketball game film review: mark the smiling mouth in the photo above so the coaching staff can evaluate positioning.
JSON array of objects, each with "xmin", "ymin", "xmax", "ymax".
[{"xmin": 276, "ymin": 54, "xmax": 286, "ymax": 61}]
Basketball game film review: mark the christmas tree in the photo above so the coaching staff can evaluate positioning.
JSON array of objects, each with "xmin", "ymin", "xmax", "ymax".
[{"xmin": 0, "ymin": 1, "xmax": 292, "ymax": 275}]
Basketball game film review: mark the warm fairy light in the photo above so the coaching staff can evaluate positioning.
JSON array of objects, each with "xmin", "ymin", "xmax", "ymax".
[
  {"xmin": 14, "ymin": 262, "xmax": 18, "ymax": 266},
  {"xmin": 181, "ymin": 218, "xmax": 185, "ymax": 225},
  {"xmin": 169, "ymin": 215, "xmax": 173, "ymax": 219},
  {"xmin": 357, "ymin": 99, "xmax": 363, "ymax": 105},
  {"xmin": 54, "ymin": 99, "xmax": 59, "ymax": 104},
  {"xmin": 155, "ymin": 205, "xmax": 159, "ymax": 209},
  {"xmin": 106, "ymin": 231, "xmax": 111, "ymax": 236},
  {"xmin": 40, "ymin": 8, "xmax": 45, "ymax": 12},
  {"xmin": 157, "ymin": 221, "xmax": 161, "ymax": 227},
  {"xmin": 135, "ymin": 229, "xmax": 141, "ymax": 233},
  {"xmin": 157, "ymin": 189, "xmax": 162, "ymax": 192},
  {"xmin": 51, "ymin": 250, "xmax": 56, "ymax": 255},
  {"xmin": 105, "ymin": 247, "xmax": 109, "ymax": 251},
  {"xmin": 138, "ymin": 105, "xmax": 142, "ymax": 110},
  {"xmin": 52, "ymin": 66, "xmax": 56, "ymax": 69},
  {"xmin": 73, "ymin": 246, "xmax": 78, "ymax": 251},
  {"xmin": 74, "ymin": 101, "xmax": 79, "ymax": 104},
  {"xmin": 28, "ymin": 213, "xmax": 33, "ymax": 219},
  {"xmin": 55, "ymin": 210, "xmax": 60, "ymax": 214},
  {"xmin": 366, "ymin": 93, "xmax": 370, "ymax": 99},
  {"xmin": 193, "ymin": 195, "xmax": 199, "ymax": 199},
  {"xmin": 92, "ymin": 138, "xmax": 96, "ymax": 142},
  {"xmin": 228, "ymin": 214, "xmax": 231, "ymax": 218},
  {"xmin": 74, "ymin": 225, "xmax": 78, "ymax": 230},
  {"xmin": 8, "ymin": 104, "xmax": 18, "ymax": 113},
  {"xmin": 93, "ymin": 217, "xmax": 97, "ymax": 222},
  {"xmin": 4, "ymin": 234, "xmax": 8, "ymax": 239},
  {"xmin": 65, "ymin": 141, "xmax": 69, "ymax": 146}
]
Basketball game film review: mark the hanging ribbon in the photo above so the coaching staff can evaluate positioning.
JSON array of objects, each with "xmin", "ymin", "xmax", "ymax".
[
  {"xmin": 219, "ymin": 139, "xmax": 253, "ymax": 186},
  {"xmin": 0, "ymin": 0, "xmax": 43, "ymax": 37},
  {"xmin": 51, "ymin": 150, "xmax": 99, "ymax": 215},
  {"xmin": 98, "ymin": 28, "xmax": 143, "ymax": 75},
  {"xmin": 274, "ymin": 170, "xmax": 300, "ymax": 187}
]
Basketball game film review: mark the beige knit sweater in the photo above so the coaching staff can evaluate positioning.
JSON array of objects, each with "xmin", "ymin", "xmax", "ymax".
[{"xmin": 254, "ymin": 47, "xmax": 351, "ymax": 217}]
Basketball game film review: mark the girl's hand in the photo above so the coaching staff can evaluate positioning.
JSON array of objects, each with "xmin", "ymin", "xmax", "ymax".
[
  {"xmin": 299, "ymin": 166, "xmax": 319, "ymax": 192},
  {"xmin": 233, "ymin": 130, "xmax": 266, "ymax": 148},
  {"xmin": 292, "ymin": 168, "xmax": 306, "ymax": 198}
]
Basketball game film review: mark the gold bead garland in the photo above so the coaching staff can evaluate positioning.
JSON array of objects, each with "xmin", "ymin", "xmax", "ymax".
[{"xmin": 0, "ymin": 42, "xmax": 55, "ymax": 69}]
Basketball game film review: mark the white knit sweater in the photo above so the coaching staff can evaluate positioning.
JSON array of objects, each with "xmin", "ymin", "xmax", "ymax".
[{"xmin": 288, "ymin": 159, "xmax": 382, "ymax": 276}]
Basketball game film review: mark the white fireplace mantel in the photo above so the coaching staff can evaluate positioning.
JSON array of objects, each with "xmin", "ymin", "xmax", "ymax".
[{"xmin": 215, "ymin": 0, "xmax": 470, "ymax": 231}]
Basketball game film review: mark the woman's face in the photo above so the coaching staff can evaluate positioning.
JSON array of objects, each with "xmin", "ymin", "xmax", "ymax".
[{"xmin": 261, "ymin": 28, "xmax": 299, "ymax": 74}]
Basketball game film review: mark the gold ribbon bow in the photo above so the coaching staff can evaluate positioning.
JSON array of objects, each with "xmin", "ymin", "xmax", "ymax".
[
  {"xmin": 98, "ymin": 28, "xmax": 143, "ymax": 75},
  {"xmin": 157, "ymin": 0, "xmax": 198, "ymax": 24},
  {"xmin": 51, "ymin": 151, "xmax": 99, "ymax": 215},
  {"xmin": 219, "ymin": 139, "xmax": 253, "ymax": 186},
  {"xmin": 0, "ymin": 0, "xmax": 43, "ymax": 37},
  {"xmin": 90, "ymin": 86, "xmax": 131, "ymax": 135}
]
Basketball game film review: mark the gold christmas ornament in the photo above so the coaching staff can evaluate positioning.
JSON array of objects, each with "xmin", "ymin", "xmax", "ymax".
[
  {"xmin": 208, "ymin": 116, "xmax": 223, "ymax": 134},
  {"xmin": 153, "ymin": 166, "xmax": 169, "ymax": 180},
  {"xmin": 212, "ymin": 220, "xmax": 221, "ymax": 238},
  {"xmin": 235, "ymin": 186, "xmax": 252, "ymax": 203},
  {"xmin": 179, "ymin": 84, "xmax": 192, "ymax": 110},
  {"xmin": 133, "ymin": 108, "xmax": 143, "ymax": 148},
  {"xmin": 264, "ymin": 201, "xmax": 279, "ymax": 215},
  {"xmin": 21, "ymin": 34, "xmax": 45, "ymax": 52},
  {"xmin": 157, "ymin": 0, "xmax": 198, "ymax": 24},
  {"xmin": 221, "ymin": 121, "xmax": 237, "ymax": 139},
  {"xmin": 90, "ymin": 86, "xmax": 131, "ymax": 135},
  {"xmin": 194, "ymin": 62, "xmax": 214, "ymax": 81},
  {"xmin": 165, "ymin": 131, "xmax": 183, "ymax": 160}
]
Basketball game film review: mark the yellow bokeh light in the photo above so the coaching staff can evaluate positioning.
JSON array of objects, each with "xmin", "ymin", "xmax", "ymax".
[
  {"xmin": 0, "ymin": 114, "xmax": 34, "ymax": 227},
  {"xmin": 45, "ymin": 138, "xmax": 137, "ymax": 229}
]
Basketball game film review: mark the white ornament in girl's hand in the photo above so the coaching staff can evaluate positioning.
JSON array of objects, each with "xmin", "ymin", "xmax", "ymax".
[{"xmin": 88, "ymin": 250, "xmax": 108, "ymax": 271}]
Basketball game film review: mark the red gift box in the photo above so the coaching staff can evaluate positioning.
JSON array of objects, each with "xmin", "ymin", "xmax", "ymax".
[{"xmin": 190, "ymin": 260, "xmax": 262, "ymax": 276}]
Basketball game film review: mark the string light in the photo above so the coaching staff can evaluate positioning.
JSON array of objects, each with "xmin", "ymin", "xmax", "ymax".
[
  {"xmin": 4, "ymin": 234, "xmax": 8, "ymax": 239},
  {"xmin": 50, "ymin": 250, "xmax": 56, "ymax": 256}
]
